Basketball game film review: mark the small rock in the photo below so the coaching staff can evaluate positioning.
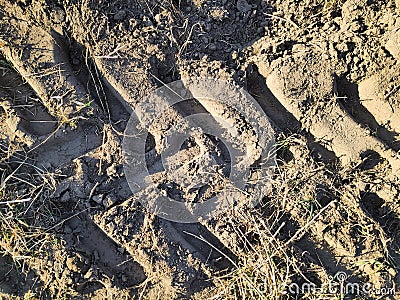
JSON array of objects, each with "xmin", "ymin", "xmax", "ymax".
[
  {"xmin": 121, "ymin": 274, "xmax": 127, "ymax": 282},
  {"xmin": 322, "ymin": 22, "xmax": 331, "ymax": 31},
  {"xmin": 117, "ymin": 247, "xmax": 125, "ymax": 254},
  {"xmin": 328, "ymin": 47, "xmax": 338, "ymax": 59},
  {"xmin": 114, "ymin": 10, "xmax": 126, "ymax": 21}
]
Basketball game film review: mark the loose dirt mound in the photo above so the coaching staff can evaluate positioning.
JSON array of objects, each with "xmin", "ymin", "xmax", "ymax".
[{"xmin": 1, "ymin": 0, "xmax": 400, "ymax": 299}]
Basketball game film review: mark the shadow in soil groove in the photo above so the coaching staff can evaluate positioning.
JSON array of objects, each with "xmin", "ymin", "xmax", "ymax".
[
  {"xmin": 336, "ymin": 76, "xmax": 400, "ymax": 152},
  {"xmin": 246, "ymin": 66, "xmax": 339, "ymax": 164},
  {"xmin": 360, "ymin": 191, "xmax": 400, "ymax": 272},
  {"xmin": 61, "ymin": 212, "xmax": 147, "ymax": 295},
  {"xmin": 0, "ymin": 255, "xmax": 48, "ymax": 298}
]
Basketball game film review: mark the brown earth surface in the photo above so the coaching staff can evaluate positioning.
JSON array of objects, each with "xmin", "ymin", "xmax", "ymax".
[{"xmin": 1, "ymin": 0, "xmax": 400, "ymax": 299}]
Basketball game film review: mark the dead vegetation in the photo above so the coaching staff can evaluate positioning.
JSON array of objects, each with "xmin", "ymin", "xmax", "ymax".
[{"xmin": 1, "ymin": 0, "xmax": 400, "ymax": 299}]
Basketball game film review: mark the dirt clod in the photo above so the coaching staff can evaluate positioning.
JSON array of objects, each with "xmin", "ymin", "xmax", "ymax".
[{"xmin": 1, "ymin": 0, "xmax": 400, "ymax": 298}]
